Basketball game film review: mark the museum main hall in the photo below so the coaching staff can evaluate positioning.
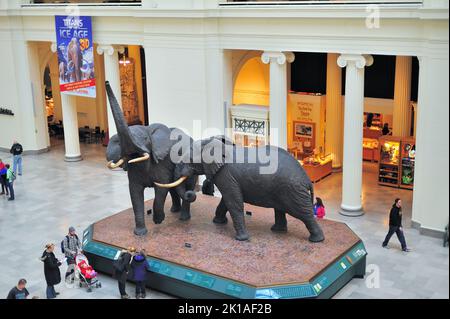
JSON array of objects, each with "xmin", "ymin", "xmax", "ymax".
[{"xmin": 0, "ymin": 0, "xmax": 448, "ymax": 302}]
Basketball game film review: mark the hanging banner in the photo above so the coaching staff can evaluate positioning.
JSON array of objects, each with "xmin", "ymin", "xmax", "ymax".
[{"xmin": 55, "ymin": 15, "xmax": 96, "ymax": 98}]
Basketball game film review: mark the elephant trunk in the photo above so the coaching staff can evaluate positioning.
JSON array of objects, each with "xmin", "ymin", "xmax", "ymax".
[{"xmin": 105, "ymin": 81, "xmax": 146, "ymax": 157}]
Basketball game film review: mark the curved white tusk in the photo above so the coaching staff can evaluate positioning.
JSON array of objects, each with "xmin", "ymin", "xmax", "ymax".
[
  {"xmin": 154, "ymin": 176, "xmax": 188, "ymax": 189},
  {"xmin": 107, "ymin": 158, "xmax": 124, "ymax": 169},
  {"xmin": 128, "ymin": 153, "xmax": 150, "ymax": 164}
]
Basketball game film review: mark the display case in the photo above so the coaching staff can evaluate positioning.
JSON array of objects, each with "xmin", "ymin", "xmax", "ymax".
[
  {"xmin": 378, "ymin": 136, "xmax": 415, "ymax": 190},
  {"xmin": 300, "ymin": 154, "xmax": 332, "ymax": 183},
  {"xmin": 399, "ymin": 138, "xmax": 416, "ymax": 190},
  {"xmin": 363, "ymin": 138, "xmax": 379, "ymax": 162},
  {"xmin": 378, "ymin": 137, "xmax": 401, "ymax": 187}
]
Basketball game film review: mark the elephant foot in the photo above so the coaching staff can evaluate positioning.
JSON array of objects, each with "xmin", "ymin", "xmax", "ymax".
[
  {"xmin": 179, "ymin": 211, "xmax": 191, "ymax": 221},
  {"xmin": 213, "ymin": 216, "xmax": 228, "ymax": 225},
  {"xmin": 235, "ymin": 232, "xmax": 250, "ymax": 241},
  {"xmin": 308, "ymin": 230, "xmax": 325, "ymax": 243},
  {"xmin": 134, "ymin": 227, "xmax": 148, "ymax": 236},
  {"xmin": 170, "ymin": 205, "xmax": 181, "ymax": 213},
  {"xmin": 153, "ymin": 212, "xmax": 165, "ymax": 224},
  {"xmin": 271, "ymin": 224, "xmax": 287, "ymax": 233}
]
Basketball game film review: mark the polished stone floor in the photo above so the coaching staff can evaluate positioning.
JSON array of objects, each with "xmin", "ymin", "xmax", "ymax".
[{"xmin": 0, "ymin": 141, "xmax": 448, "ymax": 299}]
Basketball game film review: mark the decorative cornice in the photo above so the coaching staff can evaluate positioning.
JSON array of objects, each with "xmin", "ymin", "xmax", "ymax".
[
  {"xmin": 261, "ymin": 51, "xmax": 295, "ymax": 65},
  {"xmin": 96, "ymin": 44, "xmax": 125, "ymax": 56},
  {"xmin": 337, "ymin": 54, "xmax": 373, "ymax": 69}
]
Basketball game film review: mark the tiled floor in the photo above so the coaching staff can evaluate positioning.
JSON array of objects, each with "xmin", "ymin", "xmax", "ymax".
[{"xmin": 0, "ymin": 141, "xmax": 448, "ymax": 299}]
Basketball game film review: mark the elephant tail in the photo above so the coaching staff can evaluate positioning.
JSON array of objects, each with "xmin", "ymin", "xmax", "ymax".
[{"xmin": 309, "ymin": 182, "xmax": 315, "ymax": 206}]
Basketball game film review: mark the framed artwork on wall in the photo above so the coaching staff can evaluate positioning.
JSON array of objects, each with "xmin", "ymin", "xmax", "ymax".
[{"xmin": 293, "ymin": 121, "xmax": 316, "ymax": 152}]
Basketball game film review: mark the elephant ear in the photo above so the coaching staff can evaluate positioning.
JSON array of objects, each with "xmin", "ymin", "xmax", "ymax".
[
  {"xmin": 200, "ymin": 138, "xmax": 231, "ymax": 179},
  {"xmin": 147, "ymin": 124, "xmax": 172, "ymax": 163}
]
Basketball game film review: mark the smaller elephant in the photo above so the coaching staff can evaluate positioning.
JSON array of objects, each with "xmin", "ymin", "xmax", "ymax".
[{"xmin": 156, "ymin": 136, "xmax": 325, "ymax": 242}]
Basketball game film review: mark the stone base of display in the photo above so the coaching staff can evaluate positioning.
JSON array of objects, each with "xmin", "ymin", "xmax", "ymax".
[{"xmin": 82, "ymin": 194, "xmax": 367, "ymax": 299}]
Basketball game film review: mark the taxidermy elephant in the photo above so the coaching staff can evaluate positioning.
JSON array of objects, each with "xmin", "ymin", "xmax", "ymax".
[
  {"xmin": 104, "ymin": 82, "xmax": 197, "ymax": 236},
  {"xmin": 156, "ymin": 136, "xmax": 325, "ymax": 242},
  {"xmin": 67, "ymin": 38, "xmax": 82, "ymax": 82}
]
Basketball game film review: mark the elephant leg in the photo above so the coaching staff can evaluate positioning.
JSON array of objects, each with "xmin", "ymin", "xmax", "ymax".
[
  {"xmin": 129, "ymin": 183, "xmax": 147, "ymax": 236},
  {"xmin": 153, "ymin": 187, "xmax": 168, "ymax": 225},
  {"xmin": 221, "ymin": 192, "xmax": 249, "ymax": 241},
  {"xmin": 271, "ymin": 209, "xmax": 287, "ymax": 233},
  {"xmin": 213, "ymin": 199, "xmax": 228, "ymax": 225},
  {"xmin": 179, "ymin": 199, "xmax": 191, "ymax": 221},
  {"xmin": 286, "ymin": 201, "xmax": 324, "ymax": 242},
  {"xmin": 169, "ymin": 189, "xmax": 181, "ymax": 213}
]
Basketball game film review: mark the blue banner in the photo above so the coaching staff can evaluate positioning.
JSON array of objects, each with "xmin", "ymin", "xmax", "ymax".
[{"xmin": 55, "ymin": 15, "xmax": 96, "ymax": 98}]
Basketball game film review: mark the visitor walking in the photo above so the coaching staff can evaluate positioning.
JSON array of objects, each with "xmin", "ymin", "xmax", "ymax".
[
  {"xmin": 6, "ymin": 279, "xmax": 29, "ymax": 299},
  {"xmin": 0, "ymin": 159, "xmax": 8, "ymax": 196},
  {"xmin": 382, "ymin": 198, "xmax": 411, "ymax": 252},
  {"xmin": 314, "ymin": 197, "xmax": 326, "ymax": 219},
  {"xmin": 113, "ymin": 247, "xmax": 135, "ymax": 299},
  {"xmin": 5, "ymin": 164, "xmax": 15, "ymax": 201},
  {"xmin": 10, "ymin": 140, "xmax": 23, "ymax": 176},
  {"xmin": 131, "ymin": 249, "xmax": 151, "ymax": 299},
  {"xmin": 382, "ymin": 123, "xmax": 390, "ymax": 135},
  {"xmin": 63, "ymin": 226, "xmax": 81, "ymax": 282},
  {"xmin": 40, "ymin": 244, "xmax": 62, "ymax": 299}
]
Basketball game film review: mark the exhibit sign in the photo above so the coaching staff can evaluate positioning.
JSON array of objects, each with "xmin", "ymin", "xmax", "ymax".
[{"xmin": 55, "ymin": 15, "xmax": 96, "ymax": 98}]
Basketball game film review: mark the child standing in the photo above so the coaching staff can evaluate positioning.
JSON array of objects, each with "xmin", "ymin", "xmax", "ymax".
[
  {"xmin": 314, "ymin": 197, "xmax": 326, "ymax": 219},
  {"xmin": 130, "ymin": 250, "xmax": 151, "ymax": 299}
]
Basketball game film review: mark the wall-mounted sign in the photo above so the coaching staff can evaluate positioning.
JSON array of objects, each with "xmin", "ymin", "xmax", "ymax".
[{"xmin": 55, "ymin": 15, "xmax": 96, "ymax": 98}]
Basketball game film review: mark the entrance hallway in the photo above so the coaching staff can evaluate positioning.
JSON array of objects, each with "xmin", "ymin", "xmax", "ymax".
[{"xmin": 0, "ymin": 147, "xmax": 448, "ymax": 299}]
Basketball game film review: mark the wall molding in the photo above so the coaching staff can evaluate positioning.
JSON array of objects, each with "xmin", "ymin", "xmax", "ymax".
[{"xmin": 411, "ymin": 219, "xmax": 446, "ymax": 239}]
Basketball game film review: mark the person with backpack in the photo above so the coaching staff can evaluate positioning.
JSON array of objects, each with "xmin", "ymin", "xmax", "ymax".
[
  {"xmin": 10, "ymin": 140, "xmax": 23, "ymax": 176},
  {"xmin": 130, "ymin": 249, "xmax": 151, "ymax": 299},
  {"xmin": 40, "ymin": 243, "xmax": 62, "ymax": 299},
  {"xmin": 5, "ymin": 164, "xmax": 15, "ymax": 201},
  {"xmin": 113, "ymin": 247, "xmax": 135, "ymax": 299},
  {"xmin": 62, "ymin": 226, "xmax": 80, "ymax": 282}
]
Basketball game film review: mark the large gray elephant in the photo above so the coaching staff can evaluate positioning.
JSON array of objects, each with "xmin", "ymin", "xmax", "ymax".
[
  {"xmin": 155, "ymin": 136, "xmax": 325, "ymax": 242},
  {"xmin": 104, "ymin": 82, "xmax": 197, "ymax": 236}
]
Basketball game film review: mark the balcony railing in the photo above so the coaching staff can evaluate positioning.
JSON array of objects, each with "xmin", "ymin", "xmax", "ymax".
[
  {"xmin": 27, "ymin": 1, "xmax": 141, "ymax": 5},
  {"xmin": 220, "ymin": 0, "xmax": 423, "ymax": 6}
]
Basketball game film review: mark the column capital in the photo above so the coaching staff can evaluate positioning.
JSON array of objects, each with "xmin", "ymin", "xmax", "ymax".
[
  {"xmin": 50, "ymin": 42, "xmax": 57, "ymax": 53},
  {"xmin": 261, "ymin": 51, "xmax": 295, "ymax": 65},
  {"xmin": 96, "ymin": 44, "xmax": 125, "ymax": 56},
  {"xmin": 337, "ymin": 54, "xmax": 373, "ymax": 69}
]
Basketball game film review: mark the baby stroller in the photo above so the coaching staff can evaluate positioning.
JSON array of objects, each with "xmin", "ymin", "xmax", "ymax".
[{"xmin": 75, "ymin": 253, "xmax": 102, "ymax": 292}]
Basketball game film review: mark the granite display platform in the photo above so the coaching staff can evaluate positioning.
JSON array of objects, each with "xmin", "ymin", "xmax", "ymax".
[{"xmin": 82, "ymin": 194, "xmax": 367, "ymax": 299}]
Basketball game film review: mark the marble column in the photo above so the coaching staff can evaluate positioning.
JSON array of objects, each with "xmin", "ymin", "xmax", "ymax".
[
  {"xmin": 393, "ymin": 56, "xmax": 413, "ymax": 137},
  {"xmin": 97, "ymin": 44, "xmax": 124, "ymax": 137},
  {"xmin": 337, "ymin": 54, "xmax": 373, "ymax": 216},
  {"xmin": 51, "ymin": 42, "xmax": 82, "ymax": 161},
  {"xmin": 261, "ymin": 51, "xmax": 295, "ymax": 149},
  {"xmin": 325, "ymin": 53, "xmax": 344, "ymax": 170},
  {"xmin": 60, "ymin": 94, "xmax": 82, "ymax": 162}
]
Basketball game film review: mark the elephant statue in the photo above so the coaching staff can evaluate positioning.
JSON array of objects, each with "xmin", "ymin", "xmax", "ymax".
[
  {"xmin": 155, "ymin": 136, "xmax": 325, "ymax": 242},
  {"xmin": 105, "ymin": 82, "xmax": 197, "ymax": 236}
]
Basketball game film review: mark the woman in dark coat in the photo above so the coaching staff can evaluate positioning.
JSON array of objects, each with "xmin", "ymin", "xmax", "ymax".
[
  {"xmin": 113, "ymin": 247, "xmax": 135, "ymax": 299},
  {"xmin": 40, "ymin": 243, "xmax": 62, "ymax": 299}
]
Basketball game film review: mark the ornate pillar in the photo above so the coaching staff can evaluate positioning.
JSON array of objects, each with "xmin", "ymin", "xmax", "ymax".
[
  {"xmin": 393, "ymin": 56, "xmax": 413, "ymax": 137},
  {"xmin": 261, "ymin": 51, "xmax": 295, "ymax": 149},
  {"xmin": 325, "ymin": 53, "xmax": 344, "ymax": 170},
  {"xmin": 51, "ymin": 42, "xmax": 82, "ymax": 161},
  {"xmin": 60, "ymin": 94, "xmax": 82, "ymax": 162},
  {"xmin": 337, "ymin": 54, "xmax": 373, "ymax": 216},
  {"xmin": 97, "ymin": 44, "xmax": 124, "ymax": 137}
]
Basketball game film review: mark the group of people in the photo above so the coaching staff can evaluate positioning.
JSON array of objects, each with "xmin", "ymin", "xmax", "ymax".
[{"xmin": 0, "ymin": 140, "xmax": 24, "ymax": 201}]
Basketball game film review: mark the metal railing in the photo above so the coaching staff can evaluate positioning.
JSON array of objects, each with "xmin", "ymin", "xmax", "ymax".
[{"xmin": 220, "ymin": 0, "xmax": 423, "ymax": 6}]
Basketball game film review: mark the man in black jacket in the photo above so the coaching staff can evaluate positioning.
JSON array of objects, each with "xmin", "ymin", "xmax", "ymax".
[
  {"xmin": 10, "ymin": 140, "xmax": 23, "ymax": 176},
  {"xmin": 382, "ymin": 198, "xmax": 411, "ymax": 252},
  {"xmin": 113, "ymin": 247, "xmax": 135, "ymax": 299}
]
